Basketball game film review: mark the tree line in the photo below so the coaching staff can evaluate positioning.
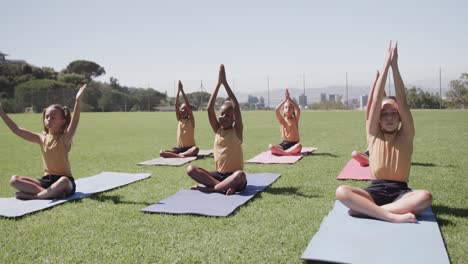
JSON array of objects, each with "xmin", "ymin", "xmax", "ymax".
[{"xmin": 0, "ymin": 59, "xmax": 466, "ymax": 112}]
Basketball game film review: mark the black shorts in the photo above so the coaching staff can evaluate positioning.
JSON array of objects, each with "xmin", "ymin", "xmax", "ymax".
[
  {"xmin": 171, "ymin": 146, "xmax": 193, "ymax": 154},
  {"xmin": 209, "ymin": 171, "xmax": 247, "ymax": 191},
  {"xmin": 38, "ymin": 174, "xmax": 76, "ymax": 196},
  {"xmin": 279, "ymin": 141, "xmax": 298, "ymax": 150},
  {"xmin": 364, "ymin": 180, "xmax": 412, "ymax": 206}
]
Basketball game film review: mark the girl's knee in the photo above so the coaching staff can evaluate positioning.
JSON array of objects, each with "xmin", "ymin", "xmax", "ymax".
[
  {"xmin": 9, "ymin": 175, "xmax": 19, "ymax": 185},
  {"xmin": 419, "ymin": 190, "xmax": 432, "ymax": 204},
  {"xmin": 335, "ymin": 185, "xmax": 351, "ymax": 201},
  {"xmin": 234, "ymin": 170, "xmax": 246, "ymax": 180},
  {"xmin": 186, "ymin": 165, "xmax": 198, "ymax": 175}
]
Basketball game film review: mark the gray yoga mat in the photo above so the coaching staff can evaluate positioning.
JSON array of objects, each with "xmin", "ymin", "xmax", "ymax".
[
  {"xmin": 0, "ymin": 172, "xmax": 151, "ymax": 218},
  {"xmin": 301, "ymin": 200, "xmax": 449, "ymax": 264},
  {"xmin": 142, "ymin": 172, "xmax": 281, "ymax": 217},
  {"xmin": 138, "ymin": 149, "xmax": 213, "ymax": 166}
]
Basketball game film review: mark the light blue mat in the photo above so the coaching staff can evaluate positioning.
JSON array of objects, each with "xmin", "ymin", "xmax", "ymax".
[
  {"xmin": 301, "ymin": 200, "xmax": 449, "ymax": 264},
  {"xmin": 142, "ymin": 173, "xmax": 281, "ymax": 217},
  {"xmin": 0, "ymin": 172, "xmax": 151, "ymax": 218}
]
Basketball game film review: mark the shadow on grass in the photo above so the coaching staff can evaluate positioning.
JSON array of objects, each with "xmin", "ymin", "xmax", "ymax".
[
  {"xmin": 412, "ymin": 162, "xmax": 436, "ymax": 167},
  {"xmin": 312, "ymin": 152, "xmax": 339, "ymax": 158},
  {"xmin": 411, "ymin": 162, "xmax": 458, "ymax": 168},
  {"xmin": 433, "ymin": 204, "xmax": 468, "ymax": 227},
  {"xmin": 88, "ymin": 194, "xmax": 152, "ymax": 206},
  {"xmin": 433, "ymin": 205, "xmax": 468, "ymax": 218},
  {"xmin": 264, "ymin": 187, "xmax": 321, "ymax": 199},
  {"xmin": 303, "ymin": 260, "xmax": 337, "ymax": 264}
]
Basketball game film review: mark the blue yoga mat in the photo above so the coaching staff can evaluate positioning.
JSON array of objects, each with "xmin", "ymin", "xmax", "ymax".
[
  {"xmin": 301, "ymin": 200, "xmax": 449, "ymax": 264},
  {"xmin": 0, "ymin": 172, "xmax": 151, "ymax": 218},
  {"xmin": 142, "ymin": 173, "xmax": 281, "ymax": 217}
]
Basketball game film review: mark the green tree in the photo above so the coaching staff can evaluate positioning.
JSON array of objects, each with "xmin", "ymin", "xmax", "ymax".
[
  {"xmin": 0, "ymin": 76, "xmax": 14, "ymax": 98},
  {"xmin": 64, "ymin": 60, "xmax": 106, "ymax": 80},
  {"xmin": 15, "ymin": 79, "xmax": 75, "ymax": 112},
  {"xmin": 58, "ymin": 73, "xmax": 88, "ymax": 85},
  {"xmin": 406, "ymin": 86, "xmax": 440, "ymax": 109},
  {"xmin": 98, "ymin": 89, "xmax": 127, "ymax": 112},
  {"xmin": 131, "ymin": 88, "xmax": 167, "ymax": 111},
  {"xmin": 447, "ymin": 73, "xmax": 468, "ymax": 109}
]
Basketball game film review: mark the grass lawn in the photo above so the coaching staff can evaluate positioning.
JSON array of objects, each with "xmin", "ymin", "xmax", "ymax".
[{"xmin": 0, "ymin": 110, "xmax": 467, "ymax": 263}]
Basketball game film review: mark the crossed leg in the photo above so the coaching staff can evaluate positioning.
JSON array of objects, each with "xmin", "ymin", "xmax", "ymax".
[
  {"xmin": 160, "ymin": 146, "xmax": 200, "ymax": 158},
  {"xmin": 11, "ymin": 175, "xmax": 73, "ymax": 200},
  {"xmin": 269, "ymin": 143, "xmax": 302, "ymax": 156},
  {"xmin": 335, "ymin": 185, "xmax": 419, "ymax": 223},
  {"xmin": 186, "ymin": 165, "xmax": 246, "ymax": 195}
]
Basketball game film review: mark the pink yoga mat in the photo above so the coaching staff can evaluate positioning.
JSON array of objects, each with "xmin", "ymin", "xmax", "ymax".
[
  {"xmin": 337, "ymin": 159, "xmax": 373, "ymax": 180},
  {"xmin": 246, "ymin": 147, "xmax": 317, "ymax": 164}
]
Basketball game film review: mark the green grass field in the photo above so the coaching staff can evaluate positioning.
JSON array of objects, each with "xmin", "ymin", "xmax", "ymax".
[{"xmin": 1, "ymin": 110, "xmax": 467, "ymax": 263}]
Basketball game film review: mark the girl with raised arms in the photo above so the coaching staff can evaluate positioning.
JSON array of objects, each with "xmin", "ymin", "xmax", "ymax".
[
  {"xmin": 336, "ymin": 43, "xmax": 432, "ymax": 223},
  {"xmin": 186, "ymin": 65, "xmax": 247, "ymax": 195},
  {"xmin": 0, "ymin": 84, "xmax": 88, "ymax": 200}
]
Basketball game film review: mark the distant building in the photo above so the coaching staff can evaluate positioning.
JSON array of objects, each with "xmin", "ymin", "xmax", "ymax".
[
  {"xmin": 0, "ymin": 51, "xmax": 27, "ymax": 64},
  {"xmin": 320, "ymin": 93, "xmax": 327, "ymax": 102},
  {"xmin": 336, "ymin": 95, "xmax": 343, "ymax": 103},
  {"xmin": 0, "ymin": 52, "xmax": 6, "ymax": 62},
  {"xmin": 360, "ymin": 95, "xmax": 369, "ymax": 110},
  {"xmin": 299, "ymin": 94, "xmax": 307, "ymax": 108},
  {"xmin": 351, "ymin": 98, "xmax": 360, "ymax": 109}
]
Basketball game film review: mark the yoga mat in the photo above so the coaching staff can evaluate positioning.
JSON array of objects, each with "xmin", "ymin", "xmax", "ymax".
[
  {"xmin": 141, "ymin": 173, "xmax": 281, "ymax": 216},
  {"xmin": 138, "ymin": 149, "xmax": 213, "ymax": 166},
  {"xmin": 0, "ymin": 172, "xmax": 151, "ymax": 218},
  {"xmin": 337, "ymin": 159, "xmax": 373, "ymax": 180},
  {"xmin": 246, "ymin": 147, "xmax": 317, "ymax": 164},
  {"xmin": 301, "ymin": 201, "xmax": 449, "ymax": 264}
]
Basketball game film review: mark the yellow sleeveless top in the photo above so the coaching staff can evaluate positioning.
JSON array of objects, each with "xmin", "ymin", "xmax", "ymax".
[
  {"xmin": 177, "ymin": 118, "xmax": 195, "ymax": 147},
  {"xmin": 281, "ymin": 116, "xmax": 300, "ymax": 142},
  {"xmin": 369, "ymin": 130, "xmax": 413, "ymax": 182},
  {"xmin": 214, "ymin": 128, "xmax": 243, "ymax": 173},
  {"xmin": 41, "ymin": 133, "xmax": 72, "ymax": 176}
]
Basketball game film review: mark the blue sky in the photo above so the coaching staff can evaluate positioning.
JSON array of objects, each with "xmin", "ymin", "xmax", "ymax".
[{"xmin": 2, "ymin": 0, "xmax": 467, "ymax": 96}]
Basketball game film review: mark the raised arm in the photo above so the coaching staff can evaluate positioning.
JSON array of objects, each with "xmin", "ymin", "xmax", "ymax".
[
  {"xmin": 286, "ymin": 90, "xmax": 301, "ymax": 123},
  {"xmin": 391, "ymin": 43, "xmax": 414, "ymax": 138},
  {"xmin": 275, "ymin": 97, "xmax": 288, "ymax": 126},
  {"xmin": 219, "ymin": 65, "xmax": 243, "ymax": 141},
  {"xmin": 368, "ymin": 43, "xmax": 393, "ymax": 138},
  {"xmin": 65, "ymin": 84, "xmax": 87, "ymax": 144},
  {"xmin": 179, "ymin": 81, "xmax": 195, "ymax": 127},
  {"xmin": 366, "ymin": 70, "xmax": 380, "ymax": 121},
  {"xmin": 175, "ymin": 81, "xmax": 182, "ymax": 121},
  {"xmin": 207, "ymin": 81, "xmax": 221, "ymax": 133},
  {"xmin": 0, "ymin": 103, "xmax": 41, "ymax": 144}
]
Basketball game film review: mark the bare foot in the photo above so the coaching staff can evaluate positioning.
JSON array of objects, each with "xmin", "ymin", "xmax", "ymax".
[
  {"xmin": 390, "ymin": 212, "xmax": 417, "ymax": 223},
  {"xmin": 15, "ymin": 192, "xmax": 37, "ymax": 200},
  {"xmin": 348, "ymin": 209, "xmax": 366, "ymax": 217},
  {"xmin": 225, "ymin": 188, "xmax": 236, "ymax": 195},
  {"xmin": 190, "ymin": 185, "xmax": 214, "ymax": 193}
]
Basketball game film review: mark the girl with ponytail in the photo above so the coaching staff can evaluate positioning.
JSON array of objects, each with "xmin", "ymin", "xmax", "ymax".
[{"xmin": 0, "ymin": 84, "xmax": 87, "ymax": 199}]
